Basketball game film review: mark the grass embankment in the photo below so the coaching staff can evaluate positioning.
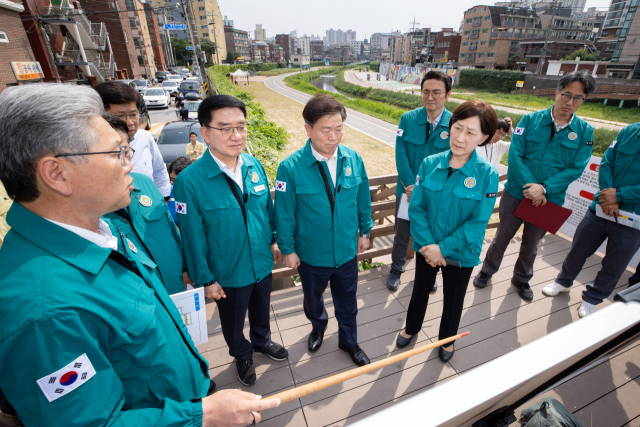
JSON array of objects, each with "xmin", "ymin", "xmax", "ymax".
[
  {"xmin": 256, "ymin": 68, "xmax": 297, "ymax": 76},
  {"xmin": 451, "ymin": 90, "xmax": 640, "ymax": 125},
  {"xmin": 208, "ymin": 67, "xmax": 288, "ymax": 185}
]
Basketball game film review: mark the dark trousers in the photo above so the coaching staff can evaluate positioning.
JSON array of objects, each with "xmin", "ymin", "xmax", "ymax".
[
  {"xmin": 391, "ymin": 197, "xmax": 412, "ymax": 273},
  {"xmin": 481, "ymin": 191, "xmax": 548, "ymax": 283},
  {"xmin": 405, "ymin": 253, "xmax": 474, "ymax": 342},
  {"xmin": 298, "ymin": 257, "xmax": 359, "ymax": 348},
  {"xmin": 556, "ymin": 208, "xmax": 640, "ymax": 305},
  {"xmin": 215, "ymin": 274, "xmax": 272, "ymax": 362}
]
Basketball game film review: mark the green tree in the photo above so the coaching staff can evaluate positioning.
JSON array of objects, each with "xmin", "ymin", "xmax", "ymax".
[
  {"xmin": 201, "ymin": 40, "xmax": 217, "ymax": 56},
  {"xmin": 226, "ymin": 49, "xmax": 241, "ymax": 63},
  {"xmin": 564, "ymin": 48, "xmax": 597, "ymax": 61},
  {"xmin": 171, "ymin": 37, "xmax": 193, "ymax": 61},
  {"xmin": 508, "ymin": 53, "xmax": 523, "ymax": 63}
]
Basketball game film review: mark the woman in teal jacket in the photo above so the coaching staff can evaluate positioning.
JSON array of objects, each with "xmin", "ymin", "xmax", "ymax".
[{"xmin": 396, "ymin": 100, "xmax": 499, "ymax": 363}]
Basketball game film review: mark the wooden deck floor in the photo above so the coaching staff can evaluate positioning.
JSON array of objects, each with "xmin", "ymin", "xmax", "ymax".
[{"xmin": 196, "ymin": 233, "xmax": 638, "ymax": 427}]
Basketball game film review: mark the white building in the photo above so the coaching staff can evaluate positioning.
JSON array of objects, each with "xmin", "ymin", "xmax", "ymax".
[
  {"xmin": 291, "ymin": 54, "xmax": 310, "ymax": 68},
  {"xmin": 349, "ymin": 40, "xmax": 363, "ymax": 57},
  {"xmin": 254, "ymin": 24, "xmax": 266, "ymax": 41}
]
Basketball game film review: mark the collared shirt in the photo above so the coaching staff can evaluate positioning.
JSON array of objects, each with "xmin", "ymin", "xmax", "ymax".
[
  {"xmin": 45, "ymin": 218, "xmax": 118, "ymax": 250},
  {"xmin": 129, "ymin": 129, "xmax": 172, "ymax": 197},
  {"xmin": 310, "ymin": 144, "xmax": 339, "ymax": 186},
  {"xmin": 209, "ymin": 148, "xmax": 244, "ymax": 193},
  {"xmin": 551, "ymin": 107, "xmax": 574, "ymax": 132},
  {"xmin": 429, "ymin": 109, "xmax": 444, "ymax": 128}
]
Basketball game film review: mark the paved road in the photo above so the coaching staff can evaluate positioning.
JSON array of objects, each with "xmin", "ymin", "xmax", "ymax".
[{"xmin": 265, "ymin": 72, "xmax": 399, "ymax": 148}]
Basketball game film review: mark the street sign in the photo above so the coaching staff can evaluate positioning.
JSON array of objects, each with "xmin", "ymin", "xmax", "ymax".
[
  {"xmin": 516, "ymin": 80, "xmax": 524, "ymax": 88},
  {"xmin": 164, "ymin": 23, "xmax": 186, "ymax": 30},
  {"xmin": 186, "ymin": 46, "xmax": 194, "ymax": 51}
]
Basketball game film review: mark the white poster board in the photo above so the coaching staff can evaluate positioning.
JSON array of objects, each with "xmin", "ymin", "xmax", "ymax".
[
  {"xmin": 170, "ymin": 287, "xmax": 208, "ymax": 346},
  {"xmin": 559, "ymin": 155, "xmax": 640, "ymax": 268}
]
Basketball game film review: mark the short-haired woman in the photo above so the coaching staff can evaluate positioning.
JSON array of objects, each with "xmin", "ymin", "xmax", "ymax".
[{"xmin": 396, "ymin": 100, "xmax": 500, "ymax": 362}]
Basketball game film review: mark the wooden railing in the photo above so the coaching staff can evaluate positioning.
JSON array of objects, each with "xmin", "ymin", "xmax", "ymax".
[
  {"xmin": 270, "ymin": 173, "xmax": 508, "ymax": 280},
  {"xmin": 516, "ymin": 85, "xmax": 640, "ymax": 99}
]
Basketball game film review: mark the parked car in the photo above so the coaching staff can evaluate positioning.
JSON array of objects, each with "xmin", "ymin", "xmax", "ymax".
[
  {"xmin": 180, "ymin": 68, "xmax": 190, "ymax": 74},
  {"xmin": 182, "ymin": 93, "xmax": 202, "ymax": 121},
  {"xmin": 157, "ymin": 121, "xmax": 205, "ymax": 165},
  {"xmin": 178, "ymin": 73, "xmax": 188, "ymax": 80},
  {"xmin": 161, "ymin": 80, "xmax": 180, "ymax": 97},
  {"xmin": 156, "ymin": 71, "xmax": 167, "ymax": 83},
  {"xmin": 133, "ymin": 79, "xmax": 150, "ymax": 93},
  {"xmin": 143, "ymin": 88, "xmax": 171, "ymax": 109},
  {"xmin": 179, "ymin": 80, "xmax": 202, "ymax": 98},
  {"xmin": 167, "ymin": 75, "xmax": 183, "ymax": 82}
]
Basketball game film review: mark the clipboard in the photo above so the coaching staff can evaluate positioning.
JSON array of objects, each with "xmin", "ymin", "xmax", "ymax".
[
  {"xmin": 513, "ymin": 197, "xmax": 572, "ymax": 234},
  {"xmin": 397, "ymin": 193, "xmax": 409, "ymax": 221}
]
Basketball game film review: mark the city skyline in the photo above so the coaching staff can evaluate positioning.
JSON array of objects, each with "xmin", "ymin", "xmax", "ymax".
[{"xmin": 217, "ymin": 0, "xmax": 610, "ymax": 42}]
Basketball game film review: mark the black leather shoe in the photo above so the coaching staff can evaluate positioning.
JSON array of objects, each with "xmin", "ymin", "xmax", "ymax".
[
  {"xmin": 473, "ymin": 271, "xmax": 491, "ymax": 288},
  {"xmin": 235, "ymin": 358, "xmax": 256, "ymax": 386},
  {"xmin": 308, "ymin": 326, "xmax": 327, "ymax": 353},
  {"xmin": 430, "ymin": 281, "xmax": 438, "ymax": 295},
  {"xmin": 396, "ymin": 330, "xmax": 415, "ymax": 349},
  {"xmin": 206, "ymin": 379, "xmax": 216, "ymax": 396},
  {"xmin": 338, "ymin": 343, "xmax": 371, "ymax": 366},
  {"xmin": 253, "ymin": 341, "xmax": 288, "ymax": 361},
  {"xmin": 386, "ymin": 268, "xmax": 401, "ymax": 292},
  {"xmin": 511, "ymin": 278, "xmax": 534, "ymax": 302},
  {"xmin": 438, "ymin": 345, "xmax": 454, "ymax": 363}
]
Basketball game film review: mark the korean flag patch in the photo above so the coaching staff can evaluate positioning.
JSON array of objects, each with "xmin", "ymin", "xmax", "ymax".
[
  {"xmin": 36, "ymin": 354, "xmax": 96, "ymax": 402},
  {"xmin": 276, "ymin": 180, "xmax": 287, "ymax": 192},
  {"xmin": 610, "ymin": 140, "xmax": 617, "ymax": 148},
  {"xmin": 396, "ymin": 129, "xmax": 404, "ymax": 137},
  {"xmin": 176, "ymin": 202, "xmax": 187, "ymax": 214},
  {"xmin": 514, "ymin": 127, "xmax": 524, "ymax": 135}
]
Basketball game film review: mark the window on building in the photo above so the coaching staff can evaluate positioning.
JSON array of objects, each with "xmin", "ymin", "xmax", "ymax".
[
  {"xmin": 487, "ymin": 52, "xmax": 494, "ymax": 57},
  {"xmin": 0, "ymin": 31, "xmax": 8, "ymax": 43},
  {"xmin": 464, "ymin": 30, "xmax": 470, "ymax": 35},
  {"xmin": 466, "ymin": 19, "xmax": 472, "ymax": 23},
  {"xmin": 489, "ymin": 39, "xmax": 496, "ymax": 46},
  {"xmin": 198, "ymin": 6, "xmax": 204, "ymax": 11},
  {"xmin": 124, "ymin": 32, "xmax": 128, "ymax": 43},
  {"xmin": 125, "ymin": 0, "xmax": 134, "ymax": 11},
  {"xmin": 129, "ymin": 19, "xmax": 136, "ymax": 28},
  {"xmin": 480, "ymin": 40, "xmax": 486, "ymax": 45},
  {"xmin": 138, "ymin": 56, "xmax": 144, "ymax": 65},
  {"xmin": 478, "ymin": 52, "xmax": 484, "ymax": 57},
  {"xmin": 510, "ymin": 40, "xmax": 519, "ymax": 50},
  {"xmin": 483, "ymin": 28, "xmax": 488, "ymax": 33},
  {"xmin": 133, "ymin": 38, "xmax": 140, "ymax": 47},
  {"xmin": 462, "ymin": 41, "xmax": 468, "ymax": 46},
  {"xmin": 461, "ymin": 52, "xmax": 467, "ymax": 57},
  {"xmin": 481, "ymin": 6, "xmax": 485, "ymax": 11},
  {"xmin": 485, "ymin": 15, "xmax": 491, "ymax": 21},
  {"xmin": 202, "ymin": 32, "xmax": 209, "ymax": 37},
  {"xmin": 200, "ymin": 15, "xmax": 206, "ymax": 20}
]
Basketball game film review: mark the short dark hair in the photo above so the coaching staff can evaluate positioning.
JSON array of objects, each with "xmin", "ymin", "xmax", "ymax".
[
  {"xmin": 189, "ymin": 132, "xmax": 197, "ymax": 137},
  {"xmin": 557, "ymin": 70, "xmax": 596, "ymax": 96},
  {"xmin": 497, "ymin": 119, "xmax": 510, "ymax": 133},
  {"xmin": 198, "ymin": 95, "xmax": 247, "ymax": 126},
  {"xmin": 450, "ymin": 100, "xmax": 498, "ymax": 147},
  {"xmin": 102, "ymin": 113, "xmax": 130, "ymax": 141},
  {"xmin": 94, "ymin": 81, "xmax": 141, "ymax": 110},
  {"xmin": 168, "ymin": 157, "xmax": 192, "ymax": 175},
  {"xmin": 420, "ymin": 70, "xmax": 452, "ymax": 93},
  {"xmin": 302, "ymin": 94, "xmax": 346, "ymax": 127}
]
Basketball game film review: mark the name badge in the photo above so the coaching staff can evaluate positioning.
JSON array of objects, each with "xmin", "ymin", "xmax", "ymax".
[{"xmin": 253, "ymin": 184, "xmax": 265, "ymax": 192}]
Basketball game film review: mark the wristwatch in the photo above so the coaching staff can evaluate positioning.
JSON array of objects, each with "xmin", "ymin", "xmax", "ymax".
[
  {"xmin": 203, "ymin": 281, "xmax": 215, "ymax": 287},
  {"xmin": 360, "ymin": 233, "xmax": 370, "ymax": 239}
]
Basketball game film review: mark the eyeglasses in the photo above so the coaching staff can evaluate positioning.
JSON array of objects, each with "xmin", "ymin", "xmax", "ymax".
[
  {"xmin": 54, "ymin": 146, "xmax": 127, "ymax": 167},
  {"xmin": 204, "ymin": 125, "xmax": 248, "ymax": 137},
  {"xmin": 421, "ymin": 90, "xmax": 445, "ymax": 99},
  {"xmin": 114, "ymin": 113, "xmax": 138, "ymax": 121},
  {"xmin": 558, "ymin": 92, "xmax": 586, "ymax": 105},
  {"xmin": 125, "ymin": 147, "xmax": 135, "ymax": 158}
]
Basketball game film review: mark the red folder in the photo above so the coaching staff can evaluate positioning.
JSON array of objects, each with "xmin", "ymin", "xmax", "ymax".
[{"xmin": 513, "ymin": 197, "xmax": 572, "ymax": 234}]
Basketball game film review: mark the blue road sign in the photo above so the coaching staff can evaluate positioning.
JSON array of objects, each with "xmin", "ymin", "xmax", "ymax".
[
  {"xmin": 164, "ymin": 23, "xmax": 186, "ymax": 30},
  {"xmin": 186, "ymin": 46, "xmax": 194, "ymax": 51}
]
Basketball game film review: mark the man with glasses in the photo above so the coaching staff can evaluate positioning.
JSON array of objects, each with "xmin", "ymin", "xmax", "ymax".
[
  {"xmin": 474, "ymin": 70, "xmax": 596, "ymax": 302},
  {"xmin": 174, "ymin": 95, "xmax": 287, "ymax": 387},
  {"xmin": 0, "ymin": 84, "xmax": 278, "ymax": 426},
  {"xmin": 387, "ymin": 70, "xmax": 453, "ymax": 292},
  {"xmin": 95, "ymin": 81, "xmax": 172, "ymax": 198},
  {"xmin": 102, "ymin": 113, "xmax": 192, "ymax": 295}
]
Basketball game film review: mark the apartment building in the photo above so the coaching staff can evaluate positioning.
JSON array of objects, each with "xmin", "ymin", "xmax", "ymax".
[
  {"xmin": 310, "ymin": 40, "xmax": 323, "ymax": 60},
  {"xmin": 143, "ymin": 3, "xmax": 166, "ymax": 72},
  {"xmin": 1, "ymin": 0, "xmax": 39, "ymax": 90},
  {"xmin": 432, "ymin": 29, "xmax": 462, "ymax": 63},
  {"xmin": 275, "ymin": 33, "xmax": 291, "ymax": 60}
]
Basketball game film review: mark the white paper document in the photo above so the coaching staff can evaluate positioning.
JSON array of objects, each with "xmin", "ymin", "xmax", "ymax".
[
  {"xmin": 397, "ymin": 193, "xmax": 410, "ymax": 221},
  {"xmin": 170, "ymin": 287, "xmax": 209, "ymax": 346},
  {"xmin": 596, "ymin": 204, "xmax": 640, "ymax": 230}
]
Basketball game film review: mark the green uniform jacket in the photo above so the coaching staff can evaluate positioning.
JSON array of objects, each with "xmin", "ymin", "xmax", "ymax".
[
  {"xmin": 505, "ymin": 106, "xmax": 594, "ymax": 206},
  {"xmin": 410, "ymin": 150, "xmax": 499, "ymax": 268},
  {"xmin": 105, "ymin": 172, "xmax": 185, "ymax": 295},
  {"xmin": 174, "ymin": 151, "xmax": 275, "ymax": 288},
  {"xmin": 395, "ymin": 107, "xmax": 452, "ymax": 197},
  {"xmin": 0, "ymin": 203, "xmax": 210, "ymax": 426},
  {"xmin": 591, "ymin": 123, "xmax": 640, "ymax": 214},
  {"xmin": 275, "ymin": 140, "xmax": 374, "ymax": 268}
]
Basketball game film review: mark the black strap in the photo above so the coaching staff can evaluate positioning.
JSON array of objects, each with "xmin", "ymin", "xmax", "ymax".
[
  {"xmin": 550, "ymin": 123, "xmax": 556, "ymax": 142},
  {"xmin": 223, "ymin": 174, "xmax": 247, "ymax": 227},
  {"xmin": 315, "ymin": 161, "xmax": 335, "ymax": 215},
  {"xmin": 426, "ymin": 121, "xmax": 431, "ymax": 144}
]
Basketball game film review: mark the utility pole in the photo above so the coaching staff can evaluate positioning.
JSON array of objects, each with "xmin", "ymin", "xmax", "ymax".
[
  {"xmin": 536, "ymin": 0, "xmax": 559, "ymax": 74},
  {"xmin": 37, "ymin": 17, "xmax": 61, "ymax": 83},
  {"xmin": 161, "ymin": 8, "xmax": 174, "ymax": 69},
  {"xmin": 179, "ymin": 0, "xmax": 201, "ymax": 76},
  {"xmin": 409, "ymin": 16, "xmax": 420, "ymax": 66},
  {"xmin": 207, "ymin": 11, "xmax": 220, "ymax": 64}
]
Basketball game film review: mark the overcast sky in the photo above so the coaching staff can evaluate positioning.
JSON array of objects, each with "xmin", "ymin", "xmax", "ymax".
[{"xmin": 217, "ymin": 0, "xmax": 612, "ymax": 40}]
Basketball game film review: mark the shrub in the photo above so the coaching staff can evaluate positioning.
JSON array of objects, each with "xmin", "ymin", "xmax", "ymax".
[
  {"xmin": 369, "ymin": 61, "xmax": 380, "ymax": 72},
  {"xmin": 458, "ymin": 69, "xmax": 526, "ymax": 93}
]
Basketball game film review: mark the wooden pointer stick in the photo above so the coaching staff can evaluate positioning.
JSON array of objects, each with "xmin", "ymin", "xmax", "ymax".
[{"xmin": 264, "ymin": 332, "xmax": 469, "ymax": 405}]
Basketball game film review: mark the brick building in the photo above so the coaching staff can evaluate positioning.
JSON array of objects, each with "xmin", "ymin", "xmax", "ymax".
[
  {"xmin": 251, "ymin": 40, "xmax": 268, "ymax": 63},
  {"xmin": 275, "ymin": 33, "xmax": 290, "ymax": 60},
  {"xmin": 269, "ymin": 44, "xmax": 283, "ymax": 62},
  {"xmin": 0, "ymin": 0, "xmax": 39, "ymax": 91},
  {"xmin": 143, "ymin": 3, "xmax": 166, "ymax": 72},
  {"xmin": 432, "ymin": 29, "xmax": 461, "ymax": 63},
  {"xmin": 459, "ymin": 5, "xmax": 544, "ymax": 69},
  {"xmin": 310, "ymin": 40, "xmax": 323, "ymax": 61},
  {"xmin": 224, "ymin": 26, "xmax": 249, "ymax": 60}
]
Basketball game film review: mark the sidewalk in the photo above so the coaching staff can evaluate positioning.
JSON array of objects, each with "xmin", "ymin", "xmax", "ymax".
[{"xmin": 344, "ymin": 70, "xmax": 625, "ymax": 131}]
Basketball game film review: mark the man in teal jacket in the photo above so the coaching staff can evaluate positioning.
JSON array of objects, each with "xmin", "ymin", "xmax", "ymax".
[
  {"xmin": 275, "ymin": 94, "xmax": 374, "ymax": 367},
  {"xmin": 542, "ymin": 122, "xmax": 640, "ymax": 317},
  {"xmin": 175, "ymin": 95, "xmax": 287, "ymax": 387},
  {"xmin": 474, "ymin": 70, "xmax": 596, "ymax": 302},
  {"xmin": 0, "ymin": 84, "xmax": 279, "ymax": 427},
  {"xmin": 388, "ymin": 70, "xmax": 452, "ymax": 292},
  {"xmin": 102, "ymin": 113, "xmax": 191, "ymax": 295}
]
